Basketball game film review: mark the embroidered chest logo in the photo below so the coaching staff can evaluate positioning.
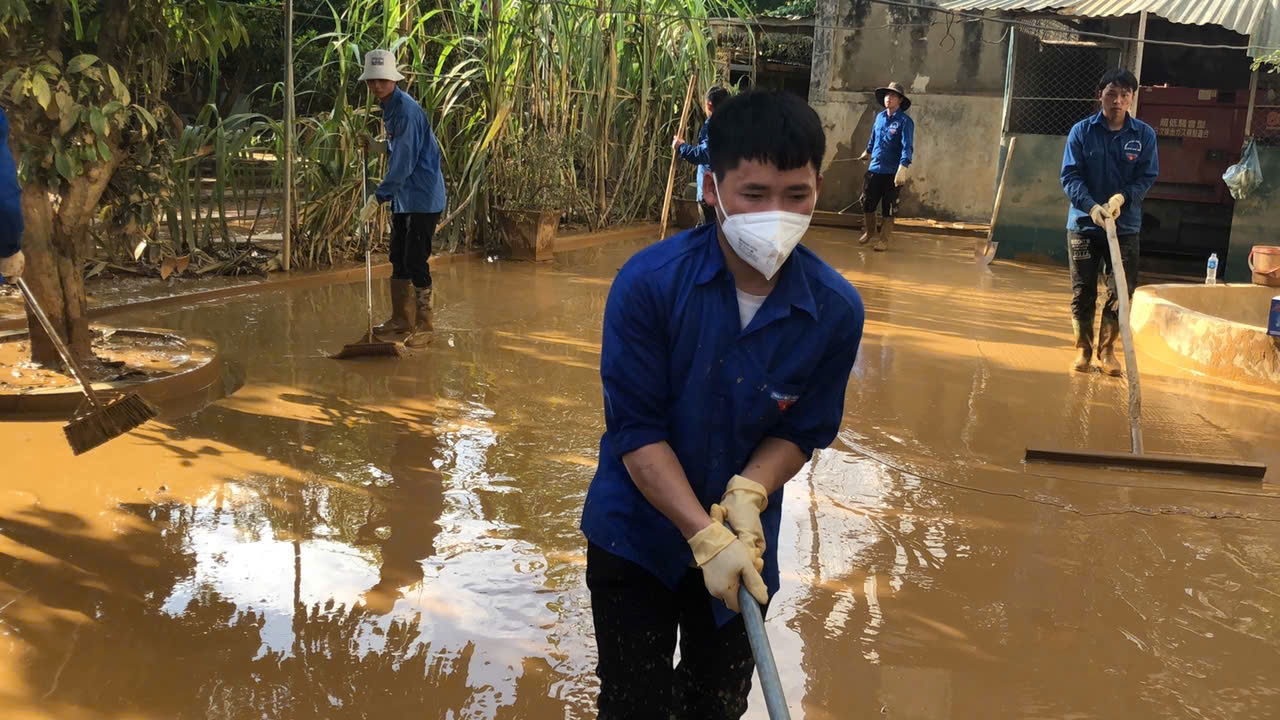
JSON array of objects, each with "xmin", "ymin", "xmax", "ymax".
[
  {"xmin": 770, "ymin": 389, "xmax": 799, "ymax": 413},
  {"xmin": 887, "ymin": 121, "xmax": 900, "ymax": 137},
  {"xmin": 1123, "ymin": 139, "xmax": 1142, "ymax": 162}
]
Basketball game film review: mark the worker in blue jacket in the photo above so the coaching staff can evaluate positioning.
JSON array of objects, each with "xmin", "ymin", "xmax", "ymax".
[
  {"xmin": 673, "ymin": 86, "xmax": 729, "ymax": 226},
  {"xmin": 583, "ymin": 91, "xmax": 863, "ymax": 719},
  {"xmin": 856, "ymin": 81, "xmax": 914, "ymax": 252},
  {"xmin": 0, "ymin": 107, "xmax": 24, "ymax": 283},
  {"xmin": 1060, "ymin": 68, "xmax": 1158, "ymax": 376},
  {"xmin": 357, "ymin": 49, "xmax": 447, "ymax": 349}
]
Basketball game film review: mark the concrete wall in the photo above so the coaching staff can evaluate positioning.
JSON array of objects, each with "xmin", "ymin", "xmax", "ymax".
[
  {"xmin": 1226, "ymin": 145, "xmax": 1280, "ymax": 283},
  {"xmin": 988, "ymin": 134, "xmax": 1069, "ymax": 263},
  {"xmin": 809, "ymin": 0, "xmax": 1009, "ymax": 222}
]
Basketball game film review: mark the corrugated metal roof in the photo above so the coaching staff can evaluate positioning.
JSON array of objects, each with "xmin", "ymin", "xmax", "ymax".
[{"xmin": 937, "ymin": 0, "xmax": 1280, "ymax": 54}]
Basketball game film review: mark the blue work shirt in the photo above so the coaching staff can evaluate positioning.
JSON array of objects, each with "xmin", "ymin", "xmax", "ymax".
[
  {"xmin": 376, "ymin": 87, "xmax": 447, "ymax": 215},
  {"xmin": 0, "ymin": 108, "xmax": 22, "ymax": 259},
  {"xmin": 866, "ymin": 109, "xmax": 914, "ymax": 175},
  {"xmin": 581, "ymin": 223, "xmax": 864, "ymax": 626},
  {"xmin": 677, "ymin": 118, "xmax": 712, "ymax": 202},
  {"xmin": 1061, "ymin": 112, "xmax": 1158, "ymax": 235}
]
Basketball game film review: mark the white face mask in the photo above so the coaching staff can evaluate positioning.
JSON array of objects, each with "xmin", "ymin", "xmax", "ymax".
[{"xmin": 711, "ymin": 174, "xmax": 813, "ymax": 281}]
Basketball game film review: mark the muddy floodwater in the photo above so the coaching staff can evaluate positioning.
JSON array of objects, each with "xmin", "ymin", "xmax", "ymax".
[{"xmin": 3, "ymin": 229, "xmax": 1278, "ymax": 719}]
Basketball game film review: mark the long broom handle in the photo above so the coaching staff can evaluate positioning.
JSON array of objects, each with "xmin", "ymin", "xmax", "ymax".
[
  {"xmin": 738, "ymin": 585, "xmax": 791, "ymax": 720},
  {"xmin": 361, "ymin": 150, "xmax": 374, "ymax": 339},
  {"xmin": 14, "ymin": 277, "xmax": 105, "ymax": 409},
  {"xmin": 1103, "ymin": 217, "xmax": 1143, "ymax": 454},
  {"xmin": 659, "ymin": 75, "xmax": 698, "ymax": 241}
]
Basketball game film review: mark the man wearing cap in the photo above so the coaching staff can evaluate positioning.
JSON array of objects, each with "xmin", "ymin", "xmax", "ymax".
[
  {"xmin": 357, "ymin": 49, "xmax": 447, "ymax": 348},
  {"xmin": 856, "ymin": 81, "xmax": 914, "ymax": 252}
]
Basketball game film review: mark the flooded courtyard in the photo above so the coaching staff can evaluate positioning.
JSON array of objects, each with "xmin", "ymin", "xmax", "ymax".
[{"xmin": 2, "ymin": 228, "xmax": 1278, "ymax": 719}]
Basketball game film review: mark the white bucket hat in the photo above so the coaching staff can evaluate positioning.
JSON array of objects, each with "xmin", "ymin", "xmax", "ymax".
[{"xmin": 358, "ymin": 49, "xmax": 405, "ymax": 82}]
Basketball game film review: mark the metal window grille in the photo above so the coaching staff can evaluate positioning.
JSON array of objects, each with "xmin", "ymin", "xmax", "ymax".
[{"xmin": 1008, "ymin": 21, "xmax": 1125, "ymax": 136}]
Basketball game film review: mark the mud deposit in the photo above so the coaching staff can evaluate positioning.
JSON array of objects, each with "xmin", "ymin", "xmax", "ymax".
[{"xmin": 1, "ymin": 230, "xmax": 1277, "ymax": 719}]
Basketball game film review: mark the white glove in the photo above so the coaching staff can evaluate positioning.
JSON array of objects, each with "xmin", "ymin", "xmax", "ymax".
[
  {"xmin": 360, "ymin": 195, "xmax": 381, "ymax": 222},
  {"xmin": 1089, "ymin": 204, "xmax": 1109, "ymax": 227},
  {"xmin": 857, "ymin": 151, "xmax": 870, "ymax": 162},
  {"xmin": 358, "ymin": 134, "xmax": 388, "ymax": 155},
  {"xmin": 894, "ymin": 165, "xmax": 909, "ymax": 187},
  {"xmin": 687, "ymin": 505, "xmax": 769, "ymax": 613},
  {"xmin": 0, "ymin": 250, "xmax": 25, "ymax": 282},
  {"xmin": 1106, "ymin": 193, "xmax": 1125, "ymax": 219}
]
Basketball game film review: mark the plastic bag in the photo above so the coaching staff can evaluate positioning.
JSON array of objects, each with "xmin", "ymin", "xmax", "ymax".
[{"xmin": 1223, "ymin": 137, "xmax": 1263, "ymax": 200}]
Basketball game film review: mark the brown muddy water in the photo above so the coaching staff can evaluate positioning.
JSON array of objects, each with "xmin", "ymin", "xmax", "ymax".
[{"xmin": 2, "ymin": 229, "xmax": 1278, "ymax": 719}]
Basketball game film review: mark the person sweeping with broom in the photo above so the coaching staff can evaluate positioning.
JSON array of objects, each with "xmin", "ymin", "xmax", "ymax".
[
  {"xmin": 357, "ymin": 49, "xmax": 446, "ymax": 349},
  {"xmin": 673, "ymin": 85, "xmax": 729, "ymax": 226},
  {"xmin": 1060, "ymin": 68, "xmax": 1158, "ymax": 376},
  {"xmin": 855, "ymin": 81, "xmax": 914, "ymax": 252},
  {"xmin": 581, "ymin": 90, "xmax": 864, "ymax": 719}
]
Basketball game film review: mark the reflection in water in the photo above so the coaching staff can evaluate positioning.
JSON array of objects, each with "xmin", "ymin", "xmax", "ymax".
[{"xmin": 1, "ymin": 231, "xmax": 1278, "ymax": 719}]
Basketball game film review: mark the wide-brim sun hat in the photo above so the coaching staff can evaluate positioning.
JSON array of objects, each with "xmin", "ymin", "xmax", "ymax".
[
  {"xmin": 875, "ymin": 81, "xmax": 911, "ymax": 111},
  {"xmin": 359, "ymin": 49, "xmax": 405, "ymax": 82}
]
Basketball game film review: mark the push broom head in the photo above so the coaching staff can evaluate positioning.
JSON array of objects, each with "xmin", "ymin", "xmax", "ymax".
[
  {"xmin": 63, "ymin": 392, "xmax": 158, "ymax": 456},
  {"xmin": 331, "ymin": 332, "xmax": 402, "ymax": 360}
]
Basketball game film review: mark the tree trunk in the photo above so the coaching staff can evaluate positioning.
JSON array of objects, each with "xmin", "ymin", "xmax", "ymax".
[{"xmin": 22, "ymin": 151, "xmax": 120, "ymax": 368}]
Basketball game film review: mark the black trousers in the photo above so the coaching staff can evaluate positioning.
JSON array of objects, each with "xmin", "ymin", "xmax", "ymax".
[
  {"xmin": 586, "ymin": 543, "xmax": 759, "ymax": 720},
  {"xmin": 700, "ymin": 202, "xmax": 717, "ymax": 227},
  {"xmin": 1067, "ymin": 231, "xmax": 1139, "ymax": 331},
  {"xmin": 861, "ymin": 171, "xmax": 898, "ymax": 217},
  {"xmin": 390, "ymin": 212, "xmax": 441, "ymax": 289}
]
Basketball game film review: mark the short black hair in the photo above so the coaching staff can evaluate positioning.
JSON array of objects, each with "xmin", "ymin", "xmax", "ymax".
[
  {"xmin": 706, "ymin": 86, "xmax": 729, "ymax": 110},
  {"xmin": 1098, "ymin": 68, "xmax": 1138, "ymax": 94},
  {"xmin": 707, "ymin": 90, "xmax": 825, "ymax": 180}
]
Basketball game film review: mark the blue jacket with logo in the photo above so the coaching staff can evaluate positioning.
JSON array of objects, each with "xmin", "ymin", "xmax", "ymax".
[
  {"xmin": 866, "ymin": 109, "xmax": 914, "ymax": 174},
  {"xmin": 677, "ymin": 118, "xmax": 712, "ymax": 202},
  {"xmin": 580, "ymin": 223, "xmax": 864, "ymax": 626},
  {"xmin": 1061, "ymin": 112, "xmax": 1159, "ymax": 235},
  {"xmin": 0, "ymin": 108, "xmax": 22, "ymax": 260},
  {"xmin": 376, "ymin": 88, "xmax": 447, "ymax": 215}
]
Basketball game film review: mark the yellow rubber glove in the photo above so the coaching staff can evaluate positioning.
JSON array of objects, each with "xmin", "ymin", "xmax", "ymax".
[
  {"xmin": 360, "ymin": 195, "xmax": 381, "ymax": 222},
  {"xmin": 719, "ymin": 475, "xmax": 768, "ymax": 562},
  {"xmin": 0, "ymin": 250, "xmax": 25, "ymax": 282},
  {"xmin": 688, "ymin": 505, "xmax": 769, "ymax": 613},
  {"xmin": 1106, "ymin": 193, "xmax": 1125, "ymax": 219},
  {"xmin": 894, "ymin": 165, "xmax": 909, "ymax": 187},
  {"xmin": 1089, "ymin": 204, "xmax": 1109, "ymax": 227}
]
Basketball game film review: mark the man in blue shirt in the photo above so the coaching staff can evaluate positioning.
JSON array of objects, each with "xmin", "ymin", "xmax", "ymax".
[
  {"xmin": 357, "ymin": 49, "xmax": 448, "ymax": 348},
  {"xmin": 856, "ymin": 81, "xmax": 914, "ymax": 252},
  {"xmin": 1060, "ymin": 68, "xmax": 1158, "ymax": 376},
  {"xmin": 0, "ymin": 107, "xmax": 24, "ymax": 283},
  {"xmin": 582, "ymin": 91, "xmax": 864, "ymax": 719},
  {"xmin": 674, "ymin": 86, "xmax": 729, "ymax": 226}
]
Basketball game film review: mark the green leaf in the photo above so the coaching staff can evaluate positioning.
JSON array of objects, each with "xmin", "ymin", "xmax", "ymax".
[
  {"xmin": 66, "ymin": 54, "xmax": 99, "ymax": 73},
  {"xmin": 55, "ymin": 91, "xmax": 73, "ymax": 113},
  {"xmin": 59, "ymin": 107, "xmax": 79, "ymax": 136},
  {"xmin": 8, "ymin": 75, "xmax": 24, "ymax": 104},
  {"xmin": 90, "ymin": 107, "xmax": 107, "ymax": 137},
  {"xmin": 103, "ymin": 101, "xmax": 124, "ymax": 115},
  {"xmin": 134, "ymin": 105, "xmax": 158, "ymax": 131},
  {"xmin": 31, "ymin": 73, "xmax": 51, "ymax": 110},
  {"xmin": 107, "ymin": 65, "xmax": 130, "ymax": 104},
  {"xmin": 0, "ymin": 68, "xmax": 20, "ymax": 94},
  {"xmin": 97, "ymin": 139, "xmax": 112, "ymax": 162},
  {"xmin": 55, "ymin": 152, "xmax": 73, "ymax": 181},
  {"xmin": 85, "ymin": 143, "xmax": 97, "ymax": 163}
]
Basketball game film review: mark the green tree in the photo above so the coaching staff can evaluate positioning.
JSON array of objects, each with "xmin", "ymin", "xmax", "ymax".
[{"xmin": 0, "ymin": 0, "xmax": 244, "ymax": 365}]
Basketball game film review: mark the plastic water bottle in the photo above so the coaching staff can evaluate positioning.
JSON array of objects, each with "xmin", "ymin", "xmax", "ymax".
[{"xmin": 1206, "ymin": 253, "xmax": 1219, "ymax": 285}]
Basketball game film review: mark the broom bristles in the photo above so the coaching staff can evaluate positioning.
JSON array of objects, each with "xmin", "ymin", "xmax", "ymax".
[{"xmin": 63, "ymin": 393, "xmax": 158, "ymax": 456}]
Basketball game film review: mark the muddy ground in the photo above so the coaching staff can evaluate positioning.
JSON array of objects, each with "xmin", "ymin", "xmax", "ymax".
[{"xmin": 1, "ymin": 229, "xmax": 1277, "ymax": 719}]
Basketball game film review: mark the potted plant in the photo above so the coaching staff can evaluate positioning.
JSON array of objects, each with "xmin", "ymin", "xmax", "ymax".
[{"xmin": 490, "ymin": 126, "xmax": 578, "ymax": 262}]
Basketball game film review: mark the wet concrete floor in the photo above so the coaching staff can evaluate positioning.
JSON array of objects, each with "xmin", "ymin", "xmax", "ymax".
[{"xmin": 2, "ymin": 229, "xmax": 1278, "ymax": 719}]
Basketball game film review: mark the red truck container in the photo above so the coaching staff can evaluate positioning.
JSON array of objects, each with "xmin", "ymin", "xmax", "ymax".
[{"xmin": 1137, "ymin": 86, "xmax": 1248, "ymax": 205}]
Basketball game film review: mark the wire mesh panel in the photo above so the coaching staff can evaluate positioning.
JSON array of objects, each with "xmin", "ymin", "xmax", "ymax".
[
  {"xmin": 1254, "ymin": 71, "xmax": 1280, "ymax": 146},
  {"xmin": 1008, "ymin": 22, "xmax": 1125, "ymax": 136}
]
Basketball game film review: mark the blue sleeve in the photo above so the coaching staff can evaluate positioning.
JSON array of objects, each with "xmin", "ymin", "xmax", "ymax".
[
  {"xmin": 865, "ymin": 116, "xmax": 875, "ymax": 155},
  {"xmin": 1123, "ymin": 127, "xmax": 1159, "ymax": 205},
  {"xmin": 376, "ymin": 106, "xmax": 423, "ymax": 203},
  {"xmin": 0, "ymin": 108, "xmax": 21, "ymax": 258},
  {"xmin": 600, "ymin": 267, "xmax": 672, "ymax": 457},
  {"xmin": 677, "ymin": 139, "xmax": 711, "ymax": 166},
  {"xmin": 899, "ymin": 117, "xmax": 914, "ymax": 167},
  {"xmin": 1061, "ymin": 124, "xmax": 1099, "ymax": 213},
  {"xmin": 770, "ymin": 294, "xmax": 864, "ymax": 458}
]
